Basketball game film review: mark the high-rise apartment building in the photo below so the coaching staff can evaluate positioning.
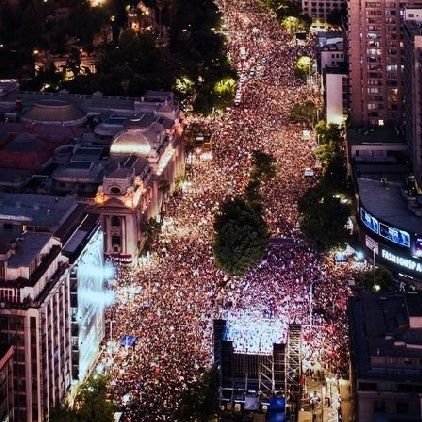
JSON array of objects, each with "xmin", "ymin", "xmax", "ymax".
[
  {"xmin": 348, "ymin": 0, "xmax": 422, "ymax": 127},
  {"xmin": 403, "ymin": 8, "xmax": 422, "ymax": 186}
]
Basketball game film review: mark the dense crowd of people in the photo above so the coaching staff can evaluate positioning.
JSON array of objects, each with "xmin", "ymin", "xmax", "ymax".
[{"xmin": 102, "ymin": 1, "xmax": 358, "ymax": 420}]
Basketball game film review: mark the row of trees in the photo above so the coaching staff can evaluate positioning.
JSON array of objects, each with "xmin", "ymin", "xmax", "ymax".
[
  {"xmin": 213, "ymin": 151, "xmax": 276, "ymax": 276},
  {"xmin": 298, "ymin": 121, "xmax": 350, "ymax": 252}
]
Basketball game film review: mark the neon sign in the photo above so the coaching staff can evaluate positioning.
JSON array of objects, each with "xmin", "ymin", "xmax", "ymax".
[{"xmin": 381, "ymin": 248, "xmax": 422, "ymax": 273}]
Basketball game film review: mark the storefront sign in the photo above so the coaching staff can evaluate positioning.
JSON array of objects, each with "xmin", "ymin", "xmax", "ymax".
[{"xmin": 380, "ymin": 248, "xmax": 422, "ymax": 273}]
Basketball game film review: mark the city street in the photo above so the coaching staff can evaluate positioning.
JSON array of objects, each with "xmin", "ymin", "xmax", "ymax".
[{"xmin": 103, "ymin": 1, "xmax": 358, "ymax": 420}]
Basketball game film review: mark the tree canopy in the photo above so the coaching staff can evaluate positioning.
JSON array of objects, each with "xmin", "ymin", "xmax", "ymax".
[
  {"xmin": 50, "ymin": 375, "xmax": 114, "ymax": 422},
  {"xmin": 298, "ymin": 121, "xmax": 350, "ymax": 252},
  {"xmin": 213, "ymin": 151, "xmax": 276, "ymax": 275},
  {"xmin": 251, "ymin": 150, "xmax": 277, "ymax": 180},
  {"xmin": 298, "ymin": 188, "xmax": 349, "ymax": 252},
  {"xmin": 290, "ymin": 100, "xmax": 318, "ymax": 125},
  {"xmin": 175, "ymin": 366, "xmax": 219, "ymax": 422},
  {"xmin": 213, "ymin": 197, "xmax": 269, "ymax": 276},
  {"xmin": 356, "ymin": 267, "xmax": 394, "ymax": 292}
]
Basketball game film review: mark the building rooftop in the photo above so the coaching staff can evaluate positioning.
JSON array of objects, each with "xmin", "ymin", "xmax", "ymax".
[
  {"xmin": 347, "ymin": 126, "xmax": 406, "ymax": 145},
  {"xmin": 62, "ymin": 214, "xmax": 99, "ymax": 261},
  {"xmin": 350, "ymin": 293, "xmax": 422, "ymax": 380},
  {"xmin": 0, "ymin": 122, "xmax": 85, "ymax": 173},
  {"xmin": 0, "ymin": 193, "xmax": 78, "ymax": 231},
  {"xmin": 7, "ymin": 232, "xmax": 52, "ymax": 268},
  {"xmin": 71, "ymin": 146, "xmax": 105, "ymax": 162},
  {"xmin": 357, "ymin": 176, "xmax": 422, "ymax": 233},
  {"xmin": 21, "ymin": 100, "xmax": 87, "ymax": 124}
]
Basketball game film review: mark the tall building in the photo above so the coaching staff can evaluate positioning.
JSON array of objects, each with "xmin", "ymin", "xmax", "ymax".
[
  {"xmin": 348, "ymin": 0, "xmax": 420, "ymax": 127},
  {"xmin": 0, "ymin": 233, "xmax": 71, "ymax": 422},
  {"xmin": 0, "ymin": 194, "xmax": 113, "ymax": 420},
  {"xmin": 349, "ymin": 293, "xmax": 422, "ymax": 421},
  {"xmin": 0, "ymin": 344, "xmax": 14, "ymax": 422},
  {"xmin": 403, "ymin": 8, "xmax": 422, "ymax": 186}
]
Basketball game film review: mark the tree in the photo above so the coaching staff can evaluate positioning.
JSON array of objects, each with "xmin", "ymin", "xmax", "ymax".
[
  {"xmin": 213, "ymin": 197, "xmax": 269, "ymax": 276},
  {"xmin": 74, "ymin": 375, "xmax": 114, "ymax": 422},
  {"xmin": 50, "ymin": 375, "xmax": 113, "ymax": 422},
  {"xmin": 143, "ymin": 217, "xmax": 162, "ymax": 251},
  {"xmin": 158, "ymin": 178, "xmax": 171, "ymax": 215},
  {"xmin": 294, "ymin": 55, "xmax": 311, "ymax": 80},
  {"xmin": 251, "ymin": 150, "xmax": 277, "ymax": 180},
  {"xmin": 175, "ymin": 366, "xmax": 219, "ymax": 422},
  {"xmin": 315, "ymin": 120, "xmax": 342, "ymax": 145},
  {"xmin": 50, "ymin": 405, "xmax": 78, "ymax": 422},
  {"xmin": 299, "ymin": 189, "xmax": 349, "ymax": 252},
  {"xmin": 290, "ymin": 100, "xmax": 317, "ymax": 125},
  {"xmin": 356, "ymin": 267, "xmax": 394, "ymax": 292},
  {"xmin": 65, "ymin": 46, "xmax": 82, "ymax": 79}
]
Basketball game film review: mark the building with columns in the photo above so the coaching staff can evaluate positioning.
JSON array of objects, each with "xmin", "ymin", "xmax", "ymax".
[{"xmin": 94, "ymin": 92, "xmax": 185, "ymax": 261}]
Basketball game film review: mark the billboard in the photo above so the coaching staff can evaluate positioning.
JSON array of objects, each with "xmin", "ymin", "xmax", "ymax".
[
  {"xmin": 360, "ymin": 208, "xmax": 379, "ymax": 234},
  {"xmin": 379, "ymin": 223, "xmax": 410, "ymax": 247},
  {"xmin": 360, "ymin": 206, "xmax": 411, "ymax": 249}
]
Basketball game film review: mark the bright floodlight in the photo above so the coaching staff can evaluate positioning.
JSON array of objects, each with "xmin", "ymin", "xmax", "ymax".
[{"xmin": 224, "ymin": 310, "xmax": 288, "ymax": 355}]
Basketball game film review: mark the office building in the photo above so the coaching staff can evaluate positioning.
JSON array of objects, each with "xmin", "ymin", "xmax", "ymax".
[
  {"xmin": 62, "ymin": 215, "xmax": 107, "ymax": 384},
  {"xmin": 349, "ymin": 293, "xmax": 422, "ymax": 421}
]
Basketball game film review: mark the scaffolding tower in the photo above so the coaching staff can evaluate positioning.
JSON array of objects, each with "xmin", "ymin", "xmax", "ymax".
[
  {"xmin": 285, "ymin": 324, "xmax": 302, "ymax": 397},
  {"xmin": 258, "ymin": 354, "xmax": 274, "ymax": 397}
]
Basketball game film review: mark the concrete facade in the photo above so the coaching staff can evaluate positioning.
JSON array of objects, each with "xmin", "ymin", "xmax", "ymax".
[
  {"xmin": 348, "ymin": 0, "xmax": 420, "ymax": 127},
  {"xmin": 0, "ymin": 234, "xmax": 71, "ymax": 422},
  {"xmin": 403, "ymin": 12, "xmax": 422, "ymax": 187}
]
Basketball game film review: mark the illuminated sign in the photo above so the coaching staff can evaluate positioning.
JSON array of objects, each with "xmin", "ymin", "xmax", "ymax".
[
  {"xmin": 360, "ymin": 208, "xmax": 378, "ymax": 234},
  {"xmin": 360, "ymin": 207, "xmax": 411, "ymax": 249},
  {"xmin": 381, "ymin": 248, "xmax": 422, "ymax": 274},
  {"xmin": 412, "ymin": 237, "xmax": 422, "ymax": 259},
  {"xmin": 379, "ymin": 223, "xmax": 410, "ymax": 248}
]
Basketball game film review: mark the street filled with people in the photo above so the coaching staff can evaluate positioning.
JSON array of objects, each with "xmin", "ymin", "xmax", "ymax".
[{"xmin": 103, "ymin": 1, "xmax": 358, "ymax": 420}]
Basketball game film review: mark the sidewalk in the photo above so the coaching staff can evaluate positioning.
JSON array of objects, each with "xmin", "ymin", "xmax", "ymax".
[{"xmin": 298, "ymin": 376, "xmax": 353, "ymax": 422}]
